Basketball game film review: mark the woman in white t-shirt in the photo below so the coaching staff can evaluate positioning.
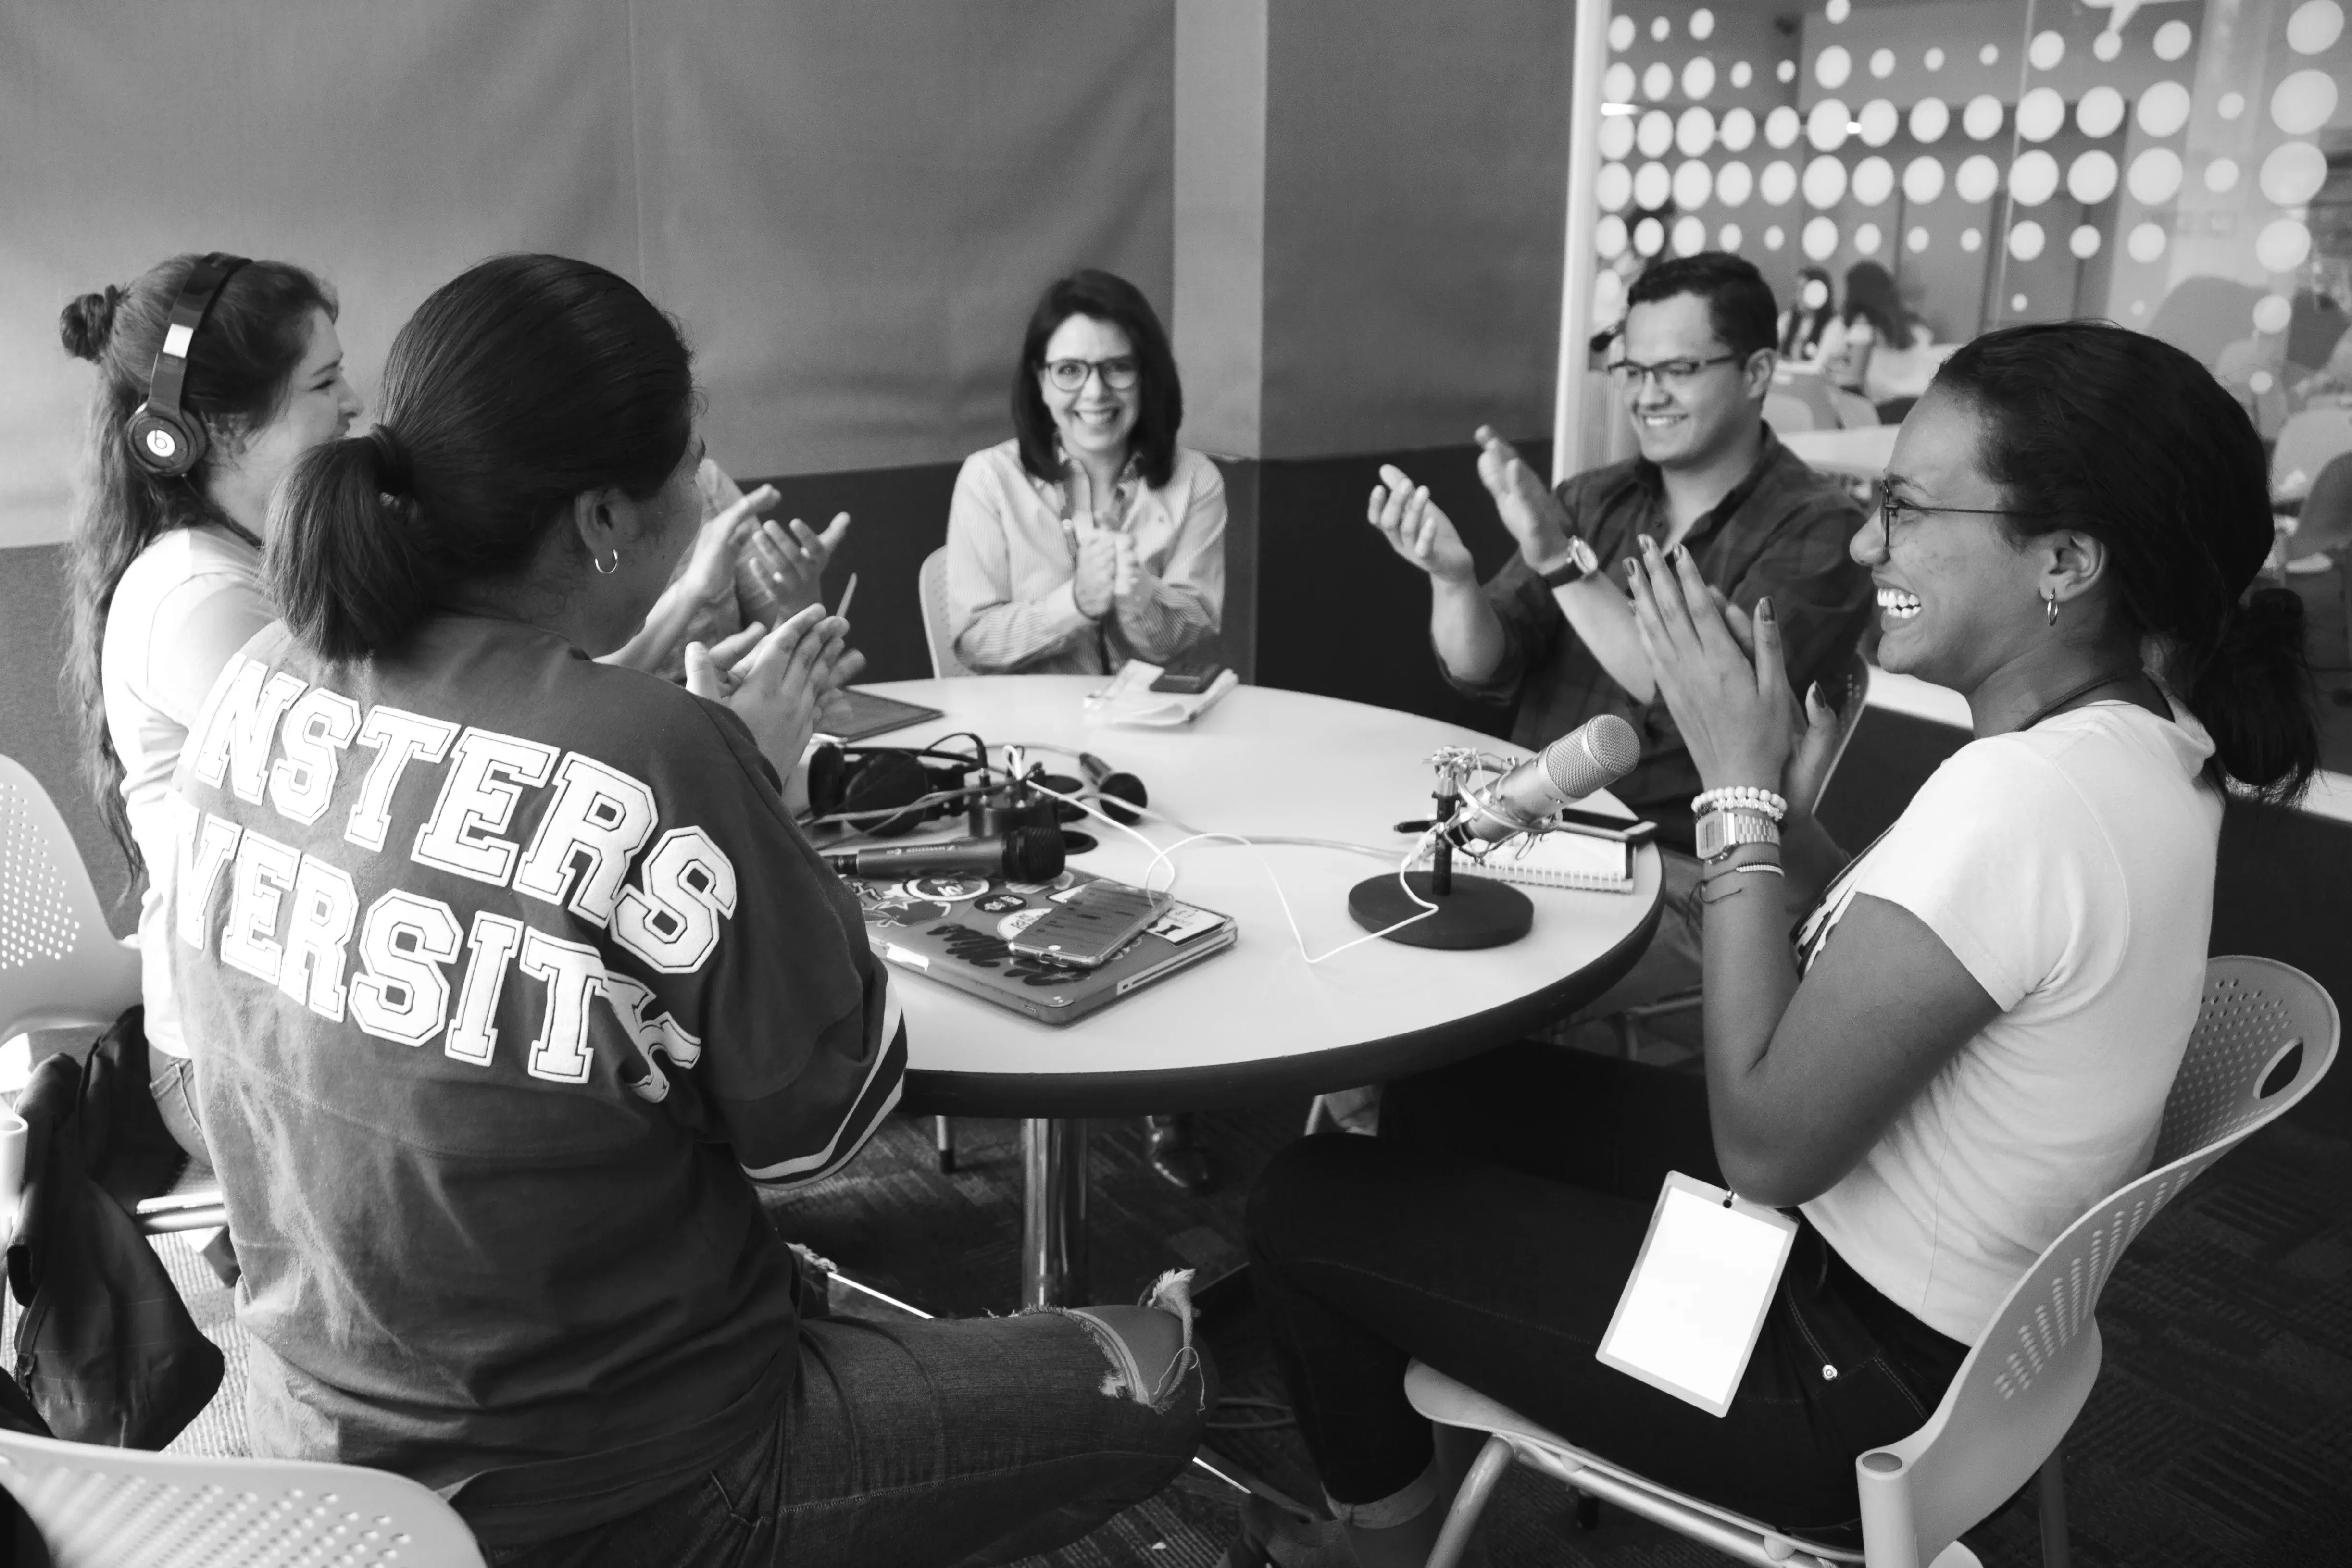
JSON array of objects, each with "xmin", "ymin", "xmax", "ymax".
[
  {"xmin": 61, "ymin": 256, "xmax": 362, "ymax": 1166},
  {"xmin": 1234, "ymin": 321, "xmax": 2314, "ymax": 1566}
]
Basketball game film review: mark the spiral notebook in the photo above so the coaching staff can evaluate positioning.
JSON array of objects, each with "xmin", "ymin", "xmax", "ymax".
[{"xmin": 1410, "ymin": 829, "xmax": 1634, "ymax": 893}]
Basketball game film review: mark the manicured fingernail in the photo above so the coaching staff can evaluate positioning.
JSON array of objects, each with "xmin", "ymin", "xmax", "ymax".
[
  {"xmin": 1624, "ymin": 559, "xmax": 1639, "ymax": 580},
  {"xmin": 1758, "ymin": 596, "xmax": 1775, "ymax": 621},
  {"xmin": 1806, "ymin": 680, "xmax": 1824, "ymax": 711}
]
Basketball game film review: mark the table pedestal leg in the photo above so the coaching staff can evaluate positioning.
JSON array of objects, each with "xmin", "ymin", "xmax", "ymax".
[{"xmin": 1021, "ymin": 1117, "xmax": 1088, "ymax": 1307}]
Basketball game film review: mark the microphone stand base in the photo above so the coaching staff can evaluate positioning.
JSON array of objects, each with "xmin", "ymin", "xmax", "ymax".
[{"xmin": 1347, "ymin": 871, "xmax": 1533, "ymax": 950}]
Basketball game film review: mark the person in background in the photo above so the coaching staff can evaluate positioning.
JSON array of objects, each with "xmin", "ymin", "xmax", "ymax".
[
  {"xmin": 1369, "ymin": 251, "xmax": 1871, "ymax": 1039},
  {"xmin": 175, "ymin": 253, "xmax": 1210, "ymax": 1566},
  {"xmin": 62, "ymin": 256, "xmax": 826, "ymax": 1172},
  {"xmin": 946, "ymin": 268, "xmax": 1228, "ymax": 1191},
  {"xmin": 1777, "ymin": 265, "xmax": 1835, "ymax": 363},
  {"xmin": 1821, "ymin": 260, "xmax": 1939, "ymax": 423},
  {"xmin": 946, "ymin": 269, "xmax": 1225, "ymax": 677},
  {"xmin": 1239, "ymin": 320, "xmax": 2317, "ymax": 1568},
  {"xmin": 62, "ymin": 256, "xmax": 360, "ymax": 1170}
]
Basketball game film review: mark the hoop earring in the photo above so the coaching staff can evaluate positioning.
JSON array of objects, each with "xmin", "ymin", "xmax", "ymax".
[
  {"xmin": 594, "ymin": 549, "xmax": 621, "ymax": 576},
  {"xmin": 2044, "ymin": 588, "xmax": 2060, "ymax": 626}
]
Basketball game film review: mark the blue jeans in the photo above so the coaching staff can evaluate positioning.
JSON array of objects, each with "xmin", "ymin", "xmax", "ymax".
[
  {"xmin": 485, "ymin": 1308, "xmax": 1215, "ymax": 1568},
  {"xmin": 150, "ymin": 1051, "xmax": 211, "ymax": 1170}
]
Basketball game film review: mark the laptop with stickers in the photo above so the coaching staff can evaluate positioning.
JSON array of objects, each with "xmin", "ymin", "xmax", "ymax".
[{"xmin": 843, "ymin": 866, "xmax": 1237, "ymax": 1025}]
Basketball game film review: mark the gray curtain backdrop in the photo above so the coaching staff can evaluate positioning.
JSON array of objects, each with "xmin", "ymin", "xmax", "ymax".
[{"xmin": 0, "ymin": 0, "xmax": 1175, "ymax": 548}]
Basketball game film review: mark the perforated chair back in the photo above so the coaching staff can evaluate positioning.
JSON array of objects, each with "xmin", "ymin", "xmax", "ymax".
[
  {"xmin": 1855, "ymin": 956, "xmax": 2337, "ymax": 1568},
  {"xmin": 0, "ymin": 754, "xmax": 139, "ymax": 1045},
  {"xmin": 1417, "ymin": 957, "xmax": 2337, "ymax": 1568},
  {"xmin": 917, "ymin": 547, "xmax": 972, "ymax": 679},
  {"xmin": 0, "ymin": 1426, "xmax": 486, "ymax": 1567}
]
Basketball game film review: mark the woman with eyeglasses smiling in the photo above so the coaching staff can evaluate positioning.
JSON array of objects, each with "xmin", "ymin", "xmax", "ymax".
[
  {"xmin": 943, "ymin": 268, "xmax": 1225, "ymax": 679},
  {"xmin": 1231, "ymin": 322, "xmax": 2317, "ymax": 1566}
]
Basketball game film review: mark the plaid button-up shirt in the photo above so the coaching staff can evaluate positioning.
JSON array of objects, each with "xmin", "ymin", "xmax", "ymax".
[{"xmin": 1445, "ymin": 427, "xmax": 1872, "ymax": 852}]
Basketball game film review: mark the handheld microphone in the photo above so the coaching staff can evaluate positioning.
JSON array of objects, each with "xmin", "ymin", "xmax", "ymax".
[
  {"xmin": 823, "ymin": 826, "xmax": 1066, "ymax": 883},
  {"xmin": 1077, "ymin": 751, "xmax": 1149, "ymax": 825},
  {"xmin": 1445, "ymin": 715, "xmax": 1640, "ymax": 847}
]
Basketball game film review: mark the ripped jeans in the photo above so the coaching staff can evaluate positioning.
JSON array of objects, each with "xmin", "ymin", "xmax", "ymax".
[{"xmin": 486, "ymin": 1282, "xmax": 1214, "ymax": 1568}]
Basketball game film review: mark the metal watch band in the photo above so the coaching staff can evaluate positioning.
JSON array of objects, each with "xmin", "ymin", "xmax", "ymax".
[{"xmin": 1696, "ymin": 807, "xmax": 1781, "ymax": 862}]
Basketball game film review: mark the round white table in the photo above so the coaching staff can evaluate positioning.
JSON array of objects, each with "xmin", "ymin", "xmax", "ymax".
[{"xmin": 841, "ymin": 677, "xmax": 1664, "ymax": 1303}]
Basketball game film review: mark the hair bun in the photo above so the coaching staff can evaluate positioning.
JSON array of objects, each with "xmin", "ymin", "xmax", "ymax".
[
  {"xmin": 366, "ymin": 425, "xmax": 414, "ymax": 496},
  {"xmin": 59, "ymin": 286, "xmax": 124, "ymax": 361}
]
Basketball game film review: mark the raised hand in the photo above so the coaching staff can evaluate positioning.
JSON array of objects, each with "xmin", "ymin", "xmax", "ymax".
[
  {"xmin": 1474, "ymin": 424, "xmax": 1573, "ymax": 565},
  {"xmin": 1073, "ymin": 529, "xmax": 1120, "ymax": 618},
  {"xmin": 1367, "ymin": 464, "xmax": 1476, "ymax": 585},
  {"xmin": 672, "ymin": 478, "xmax": 780, "ymax": 632},
  {"xmin": 1110, "ymin": 533, "xmax": 1143, "ymax": 601},
  {"xmin": 741, "ymin": 509, "xmax": 853, "ymax": 624},
  {"xmin": 1623, "ymin": 538, "xmax": 1801, "ymax": 794},
  {"xmin": 683, "ymin": 603, "xmax": 848, "ymax": 774}
]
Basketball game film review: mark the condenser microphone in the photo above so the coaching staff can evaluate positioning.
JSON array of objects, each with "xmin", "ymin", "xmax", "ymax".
[
  {"xmin": 1077, "ymin": 751, "xmax": 1148, "ymax": 825},
  {"xmin": 1445, "ymin": 715, "xmax": 1640, "ymax": 847},
  {"xmin": 824, "ymin": 826, "xmax": 1066, "ymax": 883}
]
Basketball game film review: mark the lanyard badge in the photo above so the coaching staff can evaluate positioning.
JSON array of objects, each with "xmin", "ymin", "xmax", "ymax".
[{"xmin": 1596, "ymin": 1171, "xmax": 1799, "ymax": 1417}]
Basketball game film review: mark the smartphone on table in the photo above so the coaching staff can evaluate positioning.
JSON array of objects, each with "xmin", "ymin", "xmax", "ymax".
[
  {"xmin": 1149, "ymin": 665, "xmax": 1225, "ymax": 695},
  {"xmin": 1010, "ymin": 881, "xmax": 1171, "ymax": 968}
]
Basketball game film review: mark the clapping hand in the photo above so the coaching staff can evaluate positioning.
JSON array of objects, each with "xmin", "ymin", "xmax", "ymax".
[
  {"xmin": 1073, "ymin": 529, "xmax": 1120, "ymax": 618},
  {"xmin": 1111, "ymin": 534, "xmax": 1142, "ymax": 602},
  {"xmin": 669, "ymin": 472, "xmax": 781, "ymax": 638},
  {"xmin": 1474, "ymin": 425, "xmax": 1573, "ymax": 566},
  {"xmin": 683, "ymin": 604, "xmax": 855, "ymax": 775},
  {"xmin": 1624, "ymin": 538, "xmax": 1839, "ymax": 810},
  {"xmin": 741, "ymin": 507, "xmax": 853, "ymax": 623},
  {"xmin": 1367, "ymin": 464, "xmax": 1476, "ymax": 584}
]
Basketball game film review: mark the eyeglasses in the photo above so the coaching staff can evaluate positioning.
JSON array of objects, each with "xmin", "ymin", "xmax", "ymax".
[
  {"xmin": 1041, "ymin": 357, "xmax": 1140, "ymax": 393},
  {"xmin": 1605, "ymin": 352, "xmax": 1743, "ymax": 391},
  {"xmin": 1873, "ymin": 482, "xmax": 2045, "ymax": 533}
]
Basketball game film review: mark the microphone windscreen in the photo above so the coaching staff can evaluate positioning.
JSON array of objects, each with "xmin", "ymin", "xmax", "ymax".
[
  {"xmin": 1540, "ymin": 714, "xmax": 1641, "ymax": 800},
  {"xmin": 1001, "ymin": 825, "xmax": 1068, "ymax": 882}
]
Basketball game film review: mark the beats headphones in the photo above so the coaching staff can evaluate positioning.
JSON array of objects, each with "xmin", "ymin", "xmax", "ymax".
[
  {"xmin": 805, "ymin": 742, "xmax": 990, "ymax": 837},
  {"xmin": 127, "ymin": 252, "xmax": 252, "ymax": 478}
]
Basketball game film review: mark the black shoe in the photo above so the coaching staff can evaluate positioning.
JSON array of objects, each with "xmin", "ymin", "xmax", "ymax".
[{"xmin": 1147, "ymin": 1113, "xmax": 1213, "ymax": 1194}]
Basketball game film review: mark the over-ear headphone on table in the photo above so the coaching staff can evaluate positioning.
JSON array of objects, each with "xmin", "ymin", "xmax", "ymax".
[
  {"xmin": 806, "ymin": 741, "xmax": 991, "ymax": 837},
  {"xmin": 127, "ymin": 252, "xmax": 251, "ymax": 477}
]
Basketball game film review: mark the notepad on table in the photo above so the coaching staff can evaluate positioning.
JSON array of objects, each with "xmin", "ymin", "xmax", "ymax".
[{"xmin": 1411, "ymin": 829, "xmax": 1634, "ymax": 893}]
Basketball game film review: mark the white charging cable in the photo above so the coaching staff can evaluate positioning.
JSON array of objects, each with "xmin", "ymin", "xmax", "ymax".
[{"xmin": 1020, "ymin": 776, "xmax": 1440, "ymax": 963}]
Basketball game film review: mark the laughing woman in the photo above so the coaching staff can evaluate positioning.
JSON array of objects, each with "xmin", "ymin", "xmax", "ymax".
[
  {"xmin": 944, "ymin": 269, "xmax": 1225, "ymax": 676},
  {"xmin": 1238, "ymin": 321, "xmax": 2315, "ymax": 1566}
]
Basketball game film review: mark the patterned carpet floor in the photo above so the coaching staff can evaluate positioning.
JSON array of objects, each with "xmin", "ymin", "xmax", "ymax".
[{"xmin": 51, "ymin": 1050, "xmax": 2352, "ymax": 1567}]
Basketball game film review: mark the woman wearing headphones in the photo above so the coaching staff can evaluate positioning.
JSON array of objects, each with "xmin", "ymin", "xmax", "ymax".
[
  {"xmin": 172, "ymin": 253, "xmax": 1209, "ymax": 1564},
  {"xmin": 62, "ymin": 256, "xmax": 362, "ymax": 1165},
  {"xmin": 62, "ymin": 256, "xmax": 801, "ymax": 1167}
]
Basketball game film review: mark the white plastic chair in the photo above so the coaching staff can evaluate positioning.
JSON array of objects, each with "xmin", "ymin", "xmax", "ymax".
[
  {"xmin": 0, "ymin": 754, "xmax": 224, "ymax": 1237},
  {"xmin": 0, "ymin": 1426, "xmax": 485, "ymax": 1568},
  {"xmin": 917, "ymin": 547, "xmax": 973, "ymax": 679},
  {"xmin": 0, "ymin": 754, "xmax": 140, "ymax": 1049},
  {"xmin": 1410, "ymin": 955, "xmax": 2338, "ymax": 1568}
]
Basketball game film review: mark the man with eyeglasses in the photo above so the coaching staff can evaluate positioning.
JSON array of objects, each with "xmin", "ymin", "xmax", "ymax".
[{"xmin": 1369, "ymin": 251, "xmax": 1871, "ymax": 1038}]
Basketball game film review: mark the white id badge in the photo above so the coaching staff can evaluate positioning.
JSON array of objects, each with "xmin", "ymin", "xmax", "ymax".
[{"xmin": 1596, "ymin": 1171, "xmax": 1799, "ymax": 1418}]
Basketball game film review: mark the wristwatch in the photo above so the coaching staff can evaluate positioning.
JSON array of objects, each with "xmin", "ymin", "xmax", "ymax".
[
  {"xmin": 1538, "ymin": 535, "xmax": 1601, "ymax": 589},
  {"xmin": 1695, "ymin": 806, "xmax": 1781, "ymax": 863}
]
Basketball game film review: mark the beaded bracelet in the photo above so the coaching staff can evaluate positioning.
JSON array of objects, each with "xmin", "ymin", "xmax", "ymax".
[{"xmin": 1692, "ymin": 785, "xmax": 1789, "ymax": 822}]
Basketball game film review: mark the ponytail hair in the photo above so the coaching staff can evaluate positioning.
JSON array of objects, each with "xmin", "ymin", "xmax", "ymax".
[
  {"xmin": 269, "ymin": 253, "xmax": 693, "ymax": 661},
  {"xmin": 1933, "ymin": 321, "xmax": 2319, "ymax": 804},
  {"xmin": 59, "ymin": 253, "xmax": 335, "ymax": 871}
]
